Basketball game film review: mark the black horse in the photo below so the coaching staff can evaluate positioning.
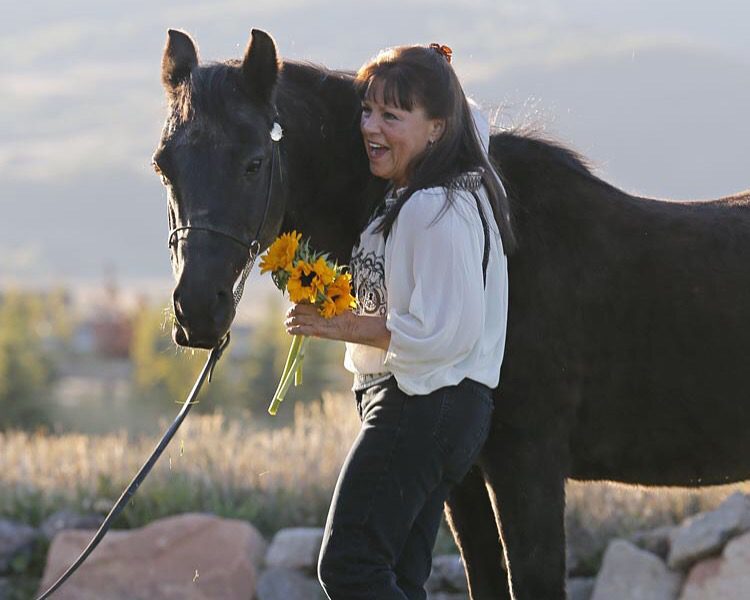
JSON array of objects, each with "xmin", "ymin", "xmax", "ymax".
[{"xmin": 153, "ymin": 29, "xmax": 750, "ymax": 599}]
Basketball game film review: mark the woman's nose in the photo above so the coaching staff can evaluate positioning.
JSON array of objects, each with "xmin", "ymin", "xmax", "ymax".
[{"xmin": 361, "ymin": 113, "xmax": 379, "ymax": 134}]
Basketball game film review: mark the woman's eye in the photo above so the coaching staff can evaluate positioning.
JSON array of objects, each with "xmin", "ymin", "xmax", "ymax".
[
  {"xmin": 383, "ymin": 112, "xmax": 397, "ymax": 121},
  {"xmin": 361, "ymin": 105, "xmax": 371, "ymax": 116},
  {"xmin": 246, "ymin": 158, "xmax": 263, "ymax": 174}
]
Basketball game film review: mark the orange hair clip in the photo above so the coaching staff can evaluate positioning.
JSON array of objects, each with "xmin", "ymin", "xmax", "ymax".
[{"xmin": 429, "ymin": 43, "xmax": 453, "ymax": 64}]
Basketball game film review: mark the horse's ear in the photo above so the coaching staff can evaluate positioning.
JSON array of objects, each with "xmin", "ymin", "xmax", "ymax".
[
  {"xmin": 162, "ymin": 29, "xmax": 198, "ymax": 92},
  {"xmin": 241, "ymin": 29, "xmax": 281, "ymax": 104}
]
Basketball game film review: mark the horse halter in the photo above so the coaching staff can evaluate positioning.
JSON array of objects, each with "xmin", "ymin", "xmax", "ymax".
[{"xmin": 167, "ymin": 116, "xmax": 283, "ymax": 310}]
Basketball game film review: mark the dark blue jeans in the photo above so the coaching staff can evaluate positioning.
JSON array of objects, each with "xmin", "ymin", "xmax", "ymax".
[{"xmin": 317, "ymin": 375, "xmax": 494, "ymax": 600}]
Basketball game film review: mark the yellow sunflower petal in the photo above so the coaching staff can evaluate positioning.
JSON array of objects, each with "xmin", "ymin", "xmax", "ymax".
[
  {"xmin": 319, "ymin": 297, "xmax": 337, "ymax": 319},
  {"xmin": 261, "ymin": 230, "xmax": 301, "ymax": 273}
]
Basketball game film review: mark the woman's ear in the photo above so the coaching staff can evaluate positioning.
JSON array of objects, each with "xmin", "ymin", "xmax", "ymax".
[{"xmin": 429, "ymin": 118, "xmax": 446, "ymax": 143}]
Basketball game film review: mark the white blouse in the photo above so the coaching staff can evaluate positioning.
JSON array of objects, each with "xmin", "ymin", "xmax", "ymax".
[{"xmin": 343, "ymin": 177, "xmax": 509, "ymax": 396}]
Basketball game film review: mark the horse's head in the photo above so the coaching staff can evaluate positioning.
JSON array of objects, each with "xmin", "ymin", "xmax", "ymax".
[{"xmin": 153, "ymin": 29, "xmax": 285, "ymax": 348}]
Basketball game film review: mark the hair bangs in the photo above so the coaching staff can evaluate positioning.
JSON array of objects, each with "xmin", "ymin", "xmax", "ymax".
[{"xmin": 359, "ymin": 66, "xmax": 419, "ymax": 112}]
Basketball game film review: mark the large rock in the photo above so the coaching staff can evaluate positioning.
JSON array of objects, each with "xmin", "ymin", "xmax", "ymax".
[
  {"xmin": 0, "ymin": 519, "xmax": 37, "ymax": 574},
  {"xmin": 668, "ymin": 492, "xmax": 750, "ymax": 570},
  {"xmin": 38, "ymin": 513, "xmax": 266, "ymax": 600},
  {"xmin": 630, "ymin": 525, "xmax": 674, "ymax": 560},
  {"xmin": 264, "ymin": 527, "xmax": 323, "ymax": 573},
  {"xmin": 591, "ymin": 539, "xmax": 682, "ymax": 600},
  {"xmin": 426, "ymin": 554, "xmax": 468, "ymax": 593},
  {"xmin": 255, "ymin": 567, "xmax": 326, "ymax": 600},
  {"xmin": 679, "ymin": 530, "xmax": 750, "ymax": 600},
  {"xmin": 40, "ymin": 510, "xmax": 105, "ymax": 541}
]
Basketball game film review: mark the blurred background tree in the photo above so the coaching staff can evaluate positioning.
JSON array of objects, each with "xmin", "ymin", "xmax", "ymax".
[
  {"xmin": 0, "ymin": 291, "xmax": 55, "ymax": 429},
  {"xmin": 129, "ymin": 304, "xmax": 231, "ymax": 418}
]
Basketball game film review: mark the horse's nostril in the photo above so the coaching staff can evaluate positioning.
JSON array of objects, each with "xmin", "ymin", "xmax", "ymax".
[
  {"xmin": 173, "ymin": 291, "xmax": 185, "ymax": 322},
  {"xmin": 216, "ymin": 289, "xmax": 230, "ymax": 304}
]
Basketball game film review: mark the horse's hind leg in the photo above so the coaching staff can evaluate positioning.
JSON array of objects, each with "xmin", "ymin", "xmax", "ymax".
[
  {"xmin": 444, "ymin": 463, "xmax": 510, "ymax": 599},
  {"xmin": 481, "ymin": 427, "xmax": 567, "ymax": 600}
]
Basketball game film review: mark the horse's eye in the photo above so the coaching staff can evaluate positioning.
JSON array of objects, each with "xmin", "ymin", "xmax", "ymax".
[{"xmin": 246, "ymin": 158, "xmax": 263, "ymax": 174}]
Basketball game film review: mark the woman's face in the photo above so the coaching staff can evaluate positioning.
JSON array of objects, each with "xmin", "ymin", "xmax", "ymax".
[{"xmin": 360, "ymin": 82, "xmax": 444, "ymax": 187}]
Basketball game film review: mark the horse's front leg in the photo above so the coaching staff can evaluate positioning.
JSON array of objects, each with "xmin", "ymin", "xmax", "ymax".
[
  {"xmin": 444, "ymin": 463, "xmax": 510, "ymax": 599},
  {"xmin": 481, "ymin": 426, "xmax": 568, "ymax": 600}
]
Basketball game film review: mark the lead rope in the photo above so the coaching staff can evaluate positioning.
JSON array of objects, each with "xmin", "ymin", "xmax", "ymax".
[
  {"xmin": 35, "ymin": 117, "xmax": 281, "ymax": 600},
  {"xmin": 34, "ymin": 337, "xmax": 229, "ymax": 600},
  {"xmin": 36, "ymin": 229, "xmax": 263, "ymax": 600}
]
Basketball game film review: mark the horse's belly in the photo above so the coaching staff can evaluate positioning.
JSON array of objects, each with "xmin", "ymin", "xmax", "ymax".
[{"xmin": 567, "ymin": 384, "xmax": 750, "ymax": 486}]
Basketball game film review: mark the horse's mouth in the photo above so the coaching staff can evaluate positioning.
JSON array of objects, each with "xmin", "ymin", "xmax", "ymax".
[{"xmin": 172, "ymin": 321, "xmax": 223, "ymax": 350}]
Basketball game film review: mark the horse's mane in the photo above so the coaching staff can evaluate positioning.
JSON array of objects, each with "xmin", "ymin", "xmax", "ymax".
[{"xmin": 491, "ymin": 127, "xmax": 596, "ymax": 180}]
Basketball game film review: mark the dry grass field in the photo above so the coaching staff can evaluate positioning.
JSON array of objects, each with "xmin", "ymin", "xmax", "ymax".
[{"xmin": 2, "ymin": 392, "xmax": 748, "ymax": 558}]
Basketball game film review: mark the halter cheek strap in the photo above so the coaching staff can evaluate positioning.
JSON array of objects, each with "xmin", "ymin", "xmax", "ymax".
[{"xmin": 167, "ymin": 114, "xmax": 282, "ymax": 310}]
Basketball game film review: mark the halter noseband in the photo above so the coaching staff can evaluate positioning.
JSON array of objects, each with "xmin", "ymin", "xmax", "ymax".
[{"xmin": 167, "ymin": 116, "xmax": 282, "ymax": 308}]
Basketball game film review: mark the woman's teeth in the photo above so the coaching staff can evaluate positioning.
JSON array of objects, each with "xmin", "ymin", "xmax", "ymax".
[{"xmin": 369, "ymin": 142, "xmax": 388, "ymax": 158}]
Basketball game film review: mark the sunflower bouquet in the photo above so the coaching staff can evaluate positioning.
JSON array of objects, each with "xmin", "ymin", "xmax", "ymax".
[{"xmin": 260, "ymin": 231, "xmax": 356, "ymax": 415}]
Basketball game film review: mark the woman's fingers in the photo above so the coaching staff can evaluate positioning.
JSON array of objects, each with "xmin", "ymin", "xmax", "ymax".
[
  {"xmin": 285, "ymin": 303, "xmax": 318, "ymax": 318},
  {"xmin": 284, "ymin": 303, "xmax": 353, "ymax": 341}
]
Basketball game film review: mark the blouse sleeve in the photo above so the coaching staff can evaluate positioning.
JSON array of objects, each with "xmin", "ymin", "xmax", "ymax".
[{"xmin": 383, "ymin": 189, "xmax": 486, "ymax": 395}]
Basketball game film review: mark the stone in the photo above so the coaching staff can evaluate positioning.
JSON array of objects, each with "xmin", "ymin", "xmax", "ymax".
[
  {"xmin": 568, "ymin": 577, "xmax": 595, "ymax": 600},
  {"xmin": 630, "ymin": 525, "xmax": 674, "ymax": 560},
  {"xmin": 0, "ymin": 519, "xmax": 37, "ymax": 574},
  {"xmin": 40, "ymin": 510, "xmax": 105, "ymax": 541},
  {"xmin": 668, "ymin": 492, "xmax": 750, "ymax": 570},
  {"xmin": 264, "ymin": 527, "xmax": 324, "ymax": 573},
  {"xmin": 255, "ymin": 567, "xmax": 326, "ymax": 600},
  {"xmin": 679, "ymin": 530, "xmax": 750, "ymax": 600},
  {"xmin": 426, "ymin": 554, "xmax": 468, "ymax": 593},
  {"xmin": 38, "ymin": 513, "xmax": 266, "ymax": 600},
  {"xmin": 591, "ymin": 539, "xmax": 682, "ymax": 600}
]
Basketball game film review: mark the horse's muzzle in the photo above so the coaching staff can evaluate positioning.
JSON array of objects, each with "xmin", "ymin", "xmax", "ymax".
[{"xmin": 171, "ymin": 284, "xmax": 234, "ymax": 349}]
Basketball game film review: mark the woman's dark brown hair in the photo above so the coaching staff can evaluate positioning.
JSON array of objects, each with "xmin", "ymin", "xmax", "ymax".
[{"xmin": 355, "ymin": 45, "xmax": 516, "ymax": 254}]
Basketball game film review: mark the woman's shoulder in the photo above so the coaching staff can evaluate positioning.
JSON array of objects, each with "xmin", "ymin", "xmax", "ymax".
[
  {"xmin": 394, "ymin": 172, "xmax": 484, "ymax": 234},
  {"xmin": 413, "ymin": 169, "xmax": 484, "ymax": 198}
]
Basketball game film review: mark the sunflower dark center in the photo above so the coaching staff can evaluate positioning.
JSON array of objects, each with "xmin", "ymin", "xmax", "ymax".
[{"xmin": 301, "ymin": 271, "xmax": 317, "ymax": 287}]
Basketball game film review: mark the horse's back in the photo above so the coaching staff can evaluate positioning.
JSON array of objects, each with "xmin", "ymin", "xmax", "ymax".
[{"xmin": 491, "ymin": 133, "xmax": 750, "ymax": 487}]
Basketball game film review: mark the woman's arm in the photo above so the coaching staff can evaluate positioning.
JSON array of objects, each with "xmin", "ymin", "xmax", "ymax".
[{"xmin": 284, "ymin": 303, "xmax": 391, "ymax": 350}]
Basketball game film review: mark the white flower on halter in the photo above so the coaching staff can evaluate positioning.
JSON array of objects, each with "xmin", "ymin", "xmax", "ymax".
[{"xmin": 270, "ymin": 122, "xmax": 283, "ymax": 142}]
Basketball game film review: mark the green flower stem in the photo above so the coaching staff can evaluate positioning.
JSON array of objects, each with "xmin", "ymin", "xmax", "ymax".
[
  {"xmin": 268, "ymin": 334, "xmax": 304, "ymax": 415},
  {"xmin": 294, "ymin": 337, "xmax": 308, "ymax": 386},
  {"xmin": 283, "ymin": 334, "xmax": 303, "ymax": 378}
]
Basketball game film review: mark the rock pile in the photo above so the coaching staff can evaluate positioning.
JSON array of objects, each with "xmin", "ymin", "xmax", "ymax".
[
  {"xmin": 586, "ymin": 491, "xmax": 750, "ymax": 600},
  {"xmin": 2, "ymin": 492, "xmax": 749, "ymax": 599}
]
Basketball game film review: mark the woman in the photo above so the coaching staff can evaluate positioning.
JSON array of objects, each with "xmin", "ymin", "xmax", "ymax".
[{"xmin": 285, "ymin": 43, "xmax": 513, "ymax": 600}]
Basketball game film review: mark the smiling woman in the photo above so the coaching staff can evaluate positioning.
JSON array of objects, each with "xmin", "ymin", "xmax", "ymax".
[
  {"xmin": 278, "ymin": 43, "xmax": 514, "ymax": 600},
  {"xmin": 359, "ymin": 82, "xmax": 444, "ymax": 186}
]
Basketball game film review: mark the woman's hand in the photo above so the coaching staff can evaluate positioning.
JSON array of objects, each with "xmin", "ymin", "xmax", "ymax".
[
  {"xmin": 284, "ymin": 303, "xmax": 356, "ymax": 341},
  {"xmin": 284, "ymin": 303, "xmax": 391, "ymax": 350}
]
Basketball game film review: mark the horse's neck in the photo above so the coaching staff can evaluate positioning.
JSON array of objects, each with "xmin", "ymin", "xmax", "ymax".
[{"xmin": 276, "ymin": 63, "xmax": 383, "ymax": 262}]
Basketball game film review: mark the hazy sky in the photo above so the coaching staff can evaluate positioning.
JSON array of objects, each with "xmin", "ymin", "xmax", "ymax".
[{"xmin": 1, "ymin": 0, "xmax": 748, "ymax": 283}]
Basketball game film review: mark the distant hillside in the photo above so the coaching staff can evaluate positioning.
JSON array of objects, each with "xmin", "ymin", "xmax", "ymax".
[{"xmin": 1, "ymin": 0, "xmax": 748, "ymax": 283}]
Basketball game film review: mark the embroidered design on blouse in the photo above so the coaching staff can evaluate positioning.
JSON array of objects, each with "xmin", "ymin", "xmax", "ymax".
[
  {"xmin": 350, "ymin": 246, "xmax": 386, "ymax": 316},
  {"xmin": 447, "ymin": 170, "xmax": 483, "ymax": 192},
  {"xmin": 348, "ymin": 170, "xmax": 483, "ymax": 319}
]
